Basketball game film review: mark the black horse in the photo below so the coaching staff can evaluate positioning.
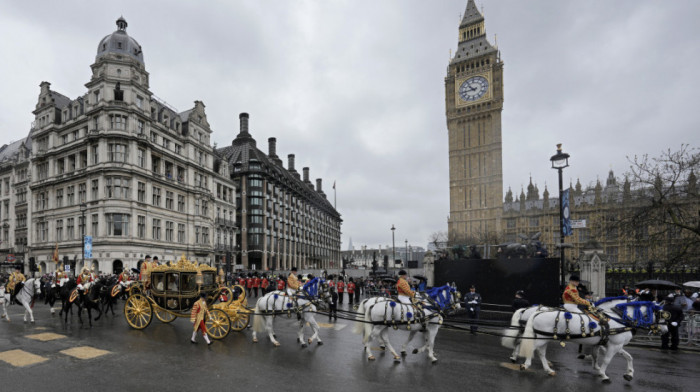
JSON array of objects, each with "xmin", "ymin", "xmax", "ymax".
[
  {"xmin": 42, "ymin": 278, "xmax": 63, "ymax": 315},
  {"xmin": 58, "ymin": 279, "xmax": 78, "ymax": 323},
  {"xmin": 76, "ymin": 280, "xmax": 104, "ymax": 327},
  {"xmin": 99, "ymin": 276, "xmax": 122, "ymax": 316}
]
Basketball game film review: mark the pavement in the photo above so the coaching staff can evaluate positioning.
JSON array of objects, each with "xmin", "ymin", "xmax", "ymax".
[{"xmin": 1, "ymin": 299, "xmax": 699, "ymax": 392}]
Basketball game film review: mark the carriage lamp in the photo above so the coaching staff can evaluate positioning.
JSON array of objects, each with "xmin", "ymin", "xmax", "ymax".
[{"xmin": 196, "ymin": 268, "xmax": 203, "ymax": 286}]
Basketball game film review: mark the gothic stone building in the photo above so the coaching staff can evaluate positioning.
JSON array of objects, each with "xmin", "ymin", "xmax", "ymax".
[
  {"xmin": 7, "ymin": 17, "xmax": 237, "ymax": 274},
  {"xmin": 216, "ymin": 115, "xmax": 342, "ymax": 271}
]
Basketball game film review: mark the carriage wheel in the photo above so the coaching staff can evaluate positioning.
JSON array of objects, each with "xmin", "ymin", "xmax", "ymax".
[
  {"xmin": 154, "ymin": 307, "xmax": 176, "ymax": 323},
  {"xmin": 206, "ymin": 309, "xmax": 231, "ymax": 340},
  {"xmin": 231, "ymin": 311, "xmax": 250, "ymax": 332},
  {"xmin": 124, "ymin": 294, "xmax": 153, "ymax": 330}
]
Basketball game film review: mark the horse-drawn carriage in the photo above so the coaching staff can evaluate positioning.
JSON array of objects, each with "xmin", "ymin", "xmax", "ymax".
[{"xmin": 123, "ymin": 256, "xmax": 250, "ymax": 339}]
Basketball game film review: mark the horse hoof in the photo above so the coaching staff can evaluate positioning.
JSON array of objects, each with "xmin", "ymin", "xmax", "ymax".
[
  {"xmin": 307, "ymin": 338, "xmax": 312, "ymax": 344},
  {"xmin": 548, "ymin": 371, "xmax": 556, "ymax": 377},
  {"xmin": 624, "ymin": 375, "xmax": 633, "ymax": 381},
  {"xmin": 393, "ymin": 356, "xmax": 401, "ymax": 362},
  {"xmin": 301, "ymin": 344, "xmax": 307, "ymax": 348},
  {"xmin": 412, "ymin": 349, "xmax": 418, "ymax": 354},
  {"xmin": 520, "ymin": 364, "xmax": 527, "ymax": 371},
  {"xmin": 368, "ymin": 355, "xmax": 376, "ymax": 361},
  {"xmin": 431, "ymin": 358, "xmax": 438, "ymax": 364},
  {"xmin": 401, "ymin": 351, "xmax": 407, "ymax": 356},
  {"xmin": 273, "ymin": 342, "xmax": 280, "ymax": 347},
  {"xmin": 379, "ymin": 345, "xmax": 386, "ymax": 351},
  {"xmin": 317, "ymin": 341, "xmax": 323, "ymax": 346},
  {"xmin": 252, "ymin": 338, "xmax": 258, "ymax": 343},
  {"xmin": 601, "ymin": 378, "xmax": 611, "ymax": 384}
]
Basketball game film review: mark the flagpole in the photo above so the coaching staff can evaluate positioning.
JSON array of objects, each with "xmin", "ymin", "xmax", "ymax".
[{"xmin": 333, "ymin": 181, "xmax": 337, "ymax": 210}]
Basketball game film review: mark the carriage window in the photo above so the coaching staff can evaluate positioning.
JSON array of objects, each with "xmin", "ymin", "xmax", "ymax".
[
  {"xmin": 166, "ymin": 273, "xmax": 179, "ymax": 292},
  {"xmin": 152, "ymin": 273, "xmax": 164, "ymax": 292},
  {"xmin": 203, "ymin": 272, "xmax": 214, "ymax": 287},
  {"xmin": 181, "ymin": 274, "xmax": 196, "ymax": 292}
]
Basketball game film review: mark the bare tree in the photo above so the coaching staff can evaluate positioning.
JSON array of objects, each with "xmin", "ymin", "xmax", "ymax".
[{"xmin": 616, "ymin": 145, "xmax": 699, "ymax": 266}]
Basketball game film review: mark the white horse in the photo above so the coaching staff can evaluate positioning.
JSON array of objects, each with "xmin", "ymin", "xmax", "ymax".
[
  {"xmin": 1, "ymin": 278, "xmax": 42, "ymax": 323},
  {"xmin": 501, "ymin": 296, "xmax": 632, "ymax": 363},
  {"xmin": 0, "ymin": 286, "xmax": 9, "ymax": 321},
  {"xmin": 518, "ymin": 301, "xmax": 667, "ymax": 382},
  {"xmin": 251, "ymin": 278, "xmax": 329, "ymax": 347},
  {"xmin": 353, "ymin": 285, "xmax": 461, "ymax": 363}
]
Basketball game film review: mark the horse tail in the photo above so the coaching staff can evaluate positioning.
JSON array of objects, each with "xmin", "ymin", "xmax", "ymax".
[
  {"xmin": 501, "ymin": 308, "xmax": 525, "ymax": 349},
  {"xmin": 518, "ymin": 311, "xmax": 538, "ymax": 359},
  {"xmin": 251, "ymin": 301, "xmax": 264, "ymax": 334}
]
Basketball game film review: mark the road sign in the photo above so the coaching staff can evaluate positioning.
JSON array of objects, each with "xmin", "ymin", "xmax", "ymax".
[
  {"xmin": 571, "ymin": 219, "xmax": 587, "ymax": 229},
  {"xmin": 65, "ymin": 265, "xmax": 71, "ymax": 272}
]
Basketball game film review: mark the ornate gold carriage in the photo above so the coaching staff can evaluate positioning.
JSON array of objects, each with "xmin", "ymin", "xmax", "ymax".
[{"xmin": 123, "ymin": 256, "xmax": 248, "ymax": 339}]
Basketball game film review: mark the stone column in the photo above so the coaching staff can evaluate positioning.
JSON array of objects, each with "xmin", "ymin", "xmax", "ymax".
[{"xmin": 423, "ymin": 251, "xmax": 435, "ymax": 287}]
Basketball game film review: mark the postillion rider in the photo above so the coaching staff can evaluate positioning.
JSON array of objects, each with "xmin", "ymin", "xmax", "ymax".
[
  {"xmin": 8, "ymin": 265, "xmax": 26, "ymax": 304},
  {"xmin": 396, "ymin": 270, "xmax": 415, "ymax": 304},
  {"xmin": 562, "ymin": 275, "xmax": 591, "ymax": 313},
  {"xmin": 287, "ymin": 267, "xmax": 300, "ymax": 296}
]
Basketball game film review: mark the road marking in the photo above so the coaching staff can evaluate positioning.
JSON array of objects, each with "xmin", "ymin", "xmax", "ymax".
[
  {"xmin": 317, "ymin": 322, "xmax": 347, "ymax": 331},
  {"xmin": 25, "ymin": 332, "xmax": 67, "ymax": 341},
  {"xmin": 0, "ymin": 349, "xmax": 49, "ymax": 367},
  {"xmin": 60, "ymin": 346, "xmax": 111, "ymax": 360}
]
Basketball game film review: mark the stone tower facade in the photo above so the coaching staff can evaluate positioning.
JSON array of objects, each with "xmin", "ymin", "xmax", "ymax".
[{"xmin": 446, "ymin": 0, "xmax": 504, "ymax": 242}]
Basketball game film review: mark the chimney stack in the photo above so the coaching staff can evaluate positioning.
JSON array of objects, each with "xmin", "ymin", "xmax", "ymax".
[
  {"xmin": 268, "ymin": 137, "xmax": 277, "ymax": 157},
  {"xmin": 316, "ymin": 178, "xmax": 323, "ymax": 192},
  {"xmin": 288, "ymin": 154, "xmax": 296, "ymax": 172},
  {"xmin": 303, "ymin": 167, "xmax": 310, "ymax": 182},
  {"xmin": 239, "ymin": 113, "xmax": 249, "ymax": 134}
]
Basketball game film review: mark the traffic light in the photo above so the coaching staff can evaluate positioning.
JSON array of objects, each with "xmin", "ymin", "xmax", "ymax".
[{"xmin": 29, "ymin": 257, "xmax": 37, "ymax": 272}]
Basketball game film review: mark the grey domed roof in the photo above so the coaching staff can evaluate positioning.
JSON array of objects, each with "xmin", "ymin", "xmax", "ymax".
[{"xmin": 96, "ymin": 17, "xmax": 144, "ymax": 65}]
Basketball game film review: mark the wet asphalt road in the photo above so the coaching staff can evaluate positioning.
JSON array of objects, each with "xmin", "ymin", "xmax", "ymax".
[{"xmin": 1, "ymin": 300, "xmax": 698, "ymax": 392}]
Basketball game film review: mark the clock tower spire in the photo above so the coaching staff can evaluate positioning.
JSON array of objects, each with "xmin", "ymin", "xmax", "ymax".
[{"xmin": 446, "ymin": 0, "xmax": 504, "ymax": 245}]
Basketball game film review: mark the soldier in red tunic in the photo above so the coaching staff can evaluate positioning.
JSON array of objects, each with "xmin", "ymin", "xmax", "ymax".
[
  {"xmin": 337, "ymin": 278, "xmax": 345, "ymax": 305},
  {"xmin": 346, "ymin": 278, "xmax": 356, "ymax": 304},
  {"xmin": 252, "ymin": 274, "xmax": 261, "ymax": 297},
  {"xmin": 562, "ymin": 275, "xmax": 591, "ymax": 313},
  {"xmin": 277, "ymin": 276, "xmax": 286, "ymax": 291},
  {"xmin": 246, "ymin": 274, "xmax": 253, "ymax": 297},
  {"xmin": 261, "ymin": 274, "xmax": 269, "ymax": 294}
]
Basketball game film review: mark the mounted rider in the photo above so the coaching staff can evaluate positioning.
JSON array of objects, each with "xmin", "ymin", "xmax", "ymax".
[
  {"xmin": 8, "ymin": 265, "xmax": 26, "ymax": 304},
  {"xmin": 396, "ymin": 270, "xmax": 415, "ymax": 305},
  {"xmin": 53, "ymin": 263, "xmax": 68, "ymax": 288},
  {"xmin": 287, "ymin": 267, "xmax": 300, "ymax": 296},
  {"xmin": 562, "ymin": 275, "xmax": 592, "ymax": 312},
  {"xmin": 118, "ymin": 268, "xmax": 131, "ymax": 287},
  {"xmin": 77, "ymin": 267, "xmax": 94, "ymax": 293}
]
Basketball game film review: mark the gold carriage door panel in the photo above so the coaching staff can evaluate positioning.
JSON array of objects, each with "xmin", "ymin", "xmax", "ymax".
[{"xmin": 165, "ymin": 273, "xmax": 181, "ymax": 311}]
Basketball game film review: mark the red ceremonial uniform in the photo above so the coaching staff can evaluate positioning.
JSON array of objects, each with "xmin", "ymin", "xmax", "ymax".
[
  {"xmin": 277, "ymin": 279, "xmax": 285, "ymax": 290},
  {"xmin": 77, "ymin": 273, "xmax": 93, "ymax": 285},
  {"xmin": 562, "ymin": 284, "xmax": 590, "ymax": 306},
  {"xmin": 261, "ymin": 278, "xmax": 269, "ymax": 290},
  {"xmin": 346, "ymin": 282, "xmax": 355, "ymax": 294},
  {"xmin": 238, "ymin": 277, "xmax": 246, "ymax": 286},
  {"xmin": 337, "ymin": 281, "xmax": 345, "ymax": 293},
  {"xmin": 328, "ymin": 280, "xmax": 336, "ymax": 290},
  {"xmin": 246, "ymin": 278, "xmax": 253, "ymax": 289},
  {"xmin": 253, "ymin": 277, "xmax": 261, "ymax": 288}
]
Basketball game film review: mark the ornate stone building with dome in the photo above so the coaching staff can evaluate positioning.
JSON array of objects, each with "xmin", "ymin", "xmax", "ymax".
[{"xmin": 0, "ymin": 17, "xmax": 341, "ymax": 274}]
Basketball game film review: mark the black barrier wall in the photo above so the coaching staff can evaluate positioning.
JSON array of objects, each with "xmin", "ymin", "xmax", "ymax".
[{"xmin": 434, "ymin": 258, "xmax": 560, "ymax": 306}]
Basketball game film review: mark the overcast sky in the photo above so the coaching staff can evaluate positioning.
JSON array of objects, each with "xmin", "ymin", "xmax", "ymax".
[{"xmin": 1, "ymin": 1, "xmax": 698, "ymax": 251}]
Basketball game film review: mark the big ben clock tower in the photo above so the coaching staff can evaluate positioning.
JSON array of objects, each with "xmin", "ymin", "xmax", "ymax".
[{"xmin": 446, "ymin": 0, "xmax": 504, "ymax": 243}]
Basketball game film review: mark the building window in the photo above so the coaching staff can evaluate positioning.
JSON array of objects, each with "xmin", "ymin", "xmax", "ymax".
[
  {"xmin": 152, "ymin": 186, "xmax": 161, "ymax": 206},
  {"xmin": 162, "ymin": 138, "xmax": 170, "ymax": 150},
  {"xmin": 137, "ymin": 148, "xmax": 145, "ymax": 168},
  {"xmin": 93, "ymin": 90, "xmax": 101, "ymax": 104},
  {"xmin": 152, "ymin": 219, "xmax": 161, "ymax": 240},
  {"xmin": 166, "ymin": 191, "xmax": 174, "ymax": 210},
  {"xmin": 178, "ymin": 224, "xmax": 185, "ymax": 243},
  {"xmin": 111, "ymin": 115, "xmax": 127, "ymax": 130},
  {"xmin": 137, "ymin": 120, "xmax": 145, "ymax": 135},
  {"xmin": 56, "ymin": 219, "xmax": 63, "ymax": 242},
  {"xmin": 67, "ymin": 186, "xmax": 75, "ymax": 206},
  {"xmin": 150, "ymin": 131, "xmax": 157, "ymax": 143},
  {"xmin": 37, "ymin": 162, "xmax": 49, "ymax": 180},
  {"xmin": 202, "ymin": 200, "xmax": 208, "ymax": 216},
  {"xmin": 195, "ymin": 226, "xmax": 200, "ymax": 244},
  {"xmin": 202, "ymin": 227, "xmax": 209, "ymax": 245},
  {"xmin": 67, "ymin": 218, "xmax": 74, "ymax": 240},
  {"xmin": 105, "ymin": 177, "xmax": 130, "ymax": 199},
  {"xmin": 136, "ymin": 95, "xmax": 144, "ymax": 109},
  {"xmin": 78, "ymin": 183, "xmax": 87, "ymax": 203},
  {"xmin": 92, "ymin": 179, "xmax": 99, "ymax": 200},
  {"xmin": 175, "ymin": 144, "xmax": 181, "ymax": 154},
  {"xmin": 91, "ymin": 214, "xmax": 99, "ymax": 236},
  {"xmin": 137, "ymin": 182, "xmax": 146, "ymax": 202},
  {"xmin": 177, "ymin": 195, "xmax": 185, "ymax": 212},
  {"xmin": 108, "ymin": 143, "xmax": 128, "ymax": 162},
  {"xmin": 107, "ymin": 213, "xmax": 129, "ymax": 236},
  {"xmin": 528, "ymin": 217, "xmax": 539, "ymax": 227},
  {"xmin": 194, "ymin": 199, "xmax": 200, "ymax": 215},
  {"xmin": 56, "ymin": 188, "xmax": 63, "ymax": 207},
  {"xmin": 137, "ymin": 215, "xmax": 145, "ymax": 239},
  {"xmin": 165, "ymin": 221, "xmax": 174, "ymax": 242},
  {"xmin": 92, "ymin": 144, "xmax": 99, "ymax": 164},
  {"xmin": 152, "ymin": 156, "xmax": 161, "ymax": 174}
]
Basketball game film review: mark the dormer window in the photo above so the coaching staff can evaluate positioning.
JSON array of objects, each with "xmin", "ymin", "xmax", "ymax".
[{"xmin": 117, "ymin": 42, "xmax": 122, "ymax": 49}]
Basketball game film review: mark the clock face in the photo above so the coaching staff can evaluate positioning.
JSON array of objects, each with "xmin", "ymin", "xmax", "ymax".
[{"xmin": 459, "ymin": 76, "xmax": 489, "ymax": 102}]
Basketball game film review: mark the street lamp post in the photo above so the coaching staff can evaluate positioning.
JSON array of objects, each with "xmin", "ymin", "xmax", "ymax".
[
  {"xmin": 80, "ymin": 202, "xmax": 87, "ymax": 277},
  {"xmin": 391, "ymin": 224, "xmax": 396, "ymax": 273},
  {"xmin": 550, "ymin": 144, "xmax": 570, "ymax": 289},
  {"xmin": 404, "ymin": 239, "xmax": 408, "ymax": 267}
]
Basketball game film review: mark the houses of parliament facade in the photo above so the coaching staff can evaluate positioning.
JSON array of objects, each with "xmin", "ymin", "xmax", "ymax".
[{"xmin": 446, "ymin": 1, "xmax": 697, "ymax": 266}]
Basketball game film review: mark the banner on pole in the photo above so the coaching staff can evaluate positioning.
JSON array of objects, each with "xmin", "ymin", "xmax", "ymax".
[
  {"xmin": 562, "ymin": 189, "xmax": 572, "ymax": 237},
  {"xmin": 84, "ymin": 236, "xmax": 93, "ymax": 259}
]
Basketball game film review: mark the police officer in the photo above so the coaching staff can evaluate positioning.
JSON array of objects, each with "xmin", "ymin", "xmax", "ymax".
[
  {"xmin": 512, "ymin": 290, "xmax": 530, "ymax": 311},
  {"xmin": 464, "ymin": 284, "xmax": 481, "ymax": 334}
]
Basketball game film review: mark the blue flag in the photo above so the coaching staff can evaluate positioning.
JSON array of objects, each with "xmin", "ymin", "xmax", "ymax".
[
  {"xmin": 562, "ymin": 189, "xmax": 572, "ymax": 237},
  {"xmin": 84, "ymin": 236, "xmax": 93, "ymax": 259}
]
